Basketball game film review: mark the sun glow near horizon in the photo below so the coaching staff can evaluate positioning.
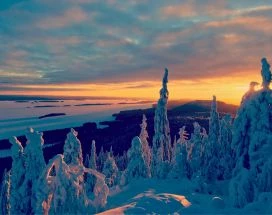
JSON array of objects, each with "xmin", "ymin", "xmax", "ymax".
[{"xmin": 1, "ymin": 72, "xmax": 261, "ymax": 105}]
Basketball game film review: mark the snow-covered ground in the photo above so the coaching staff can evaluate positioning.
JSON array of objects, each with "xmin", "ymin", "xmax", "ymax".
[
  {"xmin": 99, "ymin": 178, "xmax": 271, "ymax": 215},
  {"xmin": 0, "ymin": 100, "xmax": 152, "ymax": 140}
]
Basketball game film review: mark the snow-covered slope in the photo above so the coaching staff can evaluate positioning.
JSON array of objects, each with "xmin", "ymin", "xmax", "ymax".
[{"xmin": 98, "ymin": 178, "xmax": 272, "ymax": 215}]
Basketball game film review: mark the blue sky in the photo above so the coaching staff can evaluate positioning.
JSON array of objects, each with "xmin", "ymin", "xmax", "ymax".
[{"xmin": 0, "ymin": 0, "xmax": 272, "ymax": 102}]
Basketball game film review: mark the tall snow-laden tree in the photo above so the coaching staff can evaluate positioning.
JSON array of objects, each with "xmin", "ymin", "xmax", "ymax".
[
  {"xmin": 151, "ymin": 140, "xmax": 166, "ymax": 178},
  {"xmin": 230, "ymin": 58, "xmax": 272, "ymax": 208},
  {"xmin": 188, "ymin": 122, "xmax": 203, "ymax": 178},
  {"xmin": 139, "ymin": 114, "xmax": 151, "ymax": 177},
  {"xmin": 152, "ymin": 68, "xmax": 171, "ymax": 177},
  {"xmin": 199, "ymin": 128, "xmax": 208, "ymax": 177},
  {"xmin": 35, "ymin": 129, "xmax": 109, "ymax": 214},
  {"xmin": 97, "ymin": 146, "xmax": 106, "ymax": 172},
  {"xmin": 204, "ymin": 96, "xmax": 221, "ymax": 182},
  {"xmin": 0, "ymin": 169, "xmax": 10, "ymax": 215},
  {"xmin": 200, "ymin": 128, "xmax": 208, "ymax": 158},
  {"xmin": 109, "ymin": 146, "xmax": 114, "ymax": 157},
  {"xmin": 89, "ymin": 140, "xmax": 97, "ymax": 170},
  {"xmin": 241, "ymin": 81, "xmax": 259, "ymax": 104},
  {"xmin": 169, "ymin": 127, "xmax": 189, "ymax": 179},
  {"xmin": 171, "ymin": 135, "xmax": 177, "ymax": 164},
  {"xmin": 84, "ymin": 154, "xmax": 90, "ymax": 168},
  {"xmin": 115, "ymin": 151, "xmax": 128, "ymax": 171},
  {"xmin": 35, "ymin": 154, "xmax": 109, "ymax": 214},
  {"xmin": 258, "ymin": 158, "xmax": 272, "ymax": 193},
  {"xmin": 24, "ymin": 128, "xmax": 46, "ymax": 213},
  {"xmin": 102, "ymin": 153, "xmax": 119, "ymax": 187},
  {"xmin": 62, "ymin": 128, "xmax": 86, "ymax": 202},
  {"xmin": 9, "ymin": 136, "xmax": 27, "ymax": 214},
  {"xmin": 35, "ymin": 154, "xmax": 84, "ymax": 214},
  {"xmin": 219, "ymin": 114, "xmax": 233, "ymax": 180},
  {"xmin": 178, "ymin": 126, "xmax": 189, "ymax": 145},
  {"xmin": 261, "ymin": 57, "xmax": 272, "ymax": 89},
  {"xmin": 209, "ymin": 96, "xmax": 220, "ymax": 152},
  {"xmin": 125, "ymin": 137, "xmax": 148, "ymax": 183},
  {"xmin": 63, "ymin": 128, "xmax": 83, "ymax": 166},
  {"xmin": 86, "ymin": 140, "xmax": 98, "ymax": 195}
]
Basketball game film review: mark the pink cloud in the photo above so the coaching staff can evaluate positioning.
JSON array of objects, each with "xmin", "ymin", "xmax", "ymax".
[
  {"xmin": 161, "ymin": 1, "xmax": 230, "ymax": 18},
  {"xmin": 44, "ymin": 36, "xmax": 82, "ymax": 45},
  {"xmin": 161, "ymin": 4, "xmax": 196, "ymax": 18},
  {"xmin": 205, "ymin": 16, "xmax": 272, "ymax": 33},
  {"xmin": 38, "ymin": 7, "xmax": 89, "ymax": 29},
  {"xmin": 3, "ymin": 50, "xmax": 29, "ymax": 69}
]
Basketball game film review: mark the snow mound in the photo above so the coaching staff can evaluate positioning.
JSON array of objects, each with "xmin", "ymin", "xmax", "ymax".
[
  {"xmin": 99, "ymin": 190, "xmax": 191, "ymax": 215},
  {"xmin": 211, "ymin": 197, "xmax": 225, "ymax": 209},
  {"xmin": 99, "ymin": 178, "xmax": 226, "ymax": 215},
  {"xmin": 97, "ymin": 203, "xmax": 138, "ymax": 215}
]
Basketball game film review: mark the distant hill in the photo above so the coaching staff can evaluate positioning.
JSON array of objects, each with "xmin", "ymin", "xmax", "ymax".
[
  {"xmin": 152, "ymin": 99, "xmax": 189, "ymax": 109},
  {"xmin": 171, "ymin": 100, "xmax": 238, "ymax": 116}
]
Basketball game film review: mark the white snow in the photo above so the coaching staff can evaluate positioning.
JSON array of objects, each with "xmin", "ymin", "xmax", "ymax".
[{"xmin": 97, "ymin": 178, "xmax": 259, "ymax": 215}]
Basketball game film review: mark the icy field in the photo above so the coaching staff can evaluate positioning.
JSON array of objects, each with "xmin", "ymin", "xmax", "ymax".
[{"xmin": 0, "ymin": 100, "xmax": 152, "ymax": 140}]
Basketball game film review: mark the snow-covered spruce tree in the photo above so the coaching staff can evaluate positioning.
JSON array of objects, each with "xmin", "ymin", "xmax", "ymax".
[
  {"xmin": 200, "ymin": 128, "xmax": 208, "ymax": 158},
  {"xmin": 229, "ymin": 168, "xmax": 255, "ymax": 209},
  {"xmin": 218, "ymin": 114, "xmax": 233, "ymax": 180},
  {"xmin": 97, "ymin": 146, "xmax": 106, "ymax": 172},
  {"xmin": 171, "ymin": 135, "xmax": 177, "ymax": 164},
  {"xmin": 152, "ymin": 68, "xmax": 171, "ymax": 178},
  {"xmin": 102, "ymin": 153, "xmax": 119, "ymax": 187},
  {"xmin": 109, "ymin": 146, "xmax": 113, "ymax": 157},
  {"xmin": 151, "ymin": 140, "xmax": 167, "ymax": 178},
  {"xmin": 241, "ymin": 81, "xmax": 259, "ymax": 104},
  {"xmin": 35, "ymin": 129, "xmax": 109, "ymax": 214},
  {"xmin": 178, "ymin": 126, "xmax": 190, "ymax": 145},
  {"xmin": 230, "ymin": 57, "xmax": 272, "ymax": 208},
  {"xmin": 188, "ymin": 122, "xmax": 203, "ymax": 179},
  {"xmin": 35, "ymin": 154, "xmax": 109, "ymax": 214},
  {"xmin": 89, "ymin": 140, "xmax": 97, "ymax": 171},
  {"xmin": 62, "ymin": 128, "xmax": 85, "ymax": 198},
  {"xmin": 0, "ymin": 169, "xmax": 10, "ymax": 215},
  {"xmin": 261, "ymin": 57, "xmax": 272, "ymax": 89},
  {"xmin": 63, "ymin": 128, "xmax": 83, "ymax": 166},
  {"xmin": 125, "ymin": 137, "xmax": 148, "ymax": 184},
  {"xmin": 115, "ymin": 151, "xmax": 128, "ymax": 171},
  {"xmin": 24, "ymin": 128, "xmax": 46, "ymax": 213},
  {"xmin": 169, "ymin": 126, "xmax": 189, "ymax": 179},
  {"xmin": 204, "ymin": 96, "xmax": 221, "ymax": 182},
  {"xmin": 9, "ymin": 136, "xmax": 27, "ymax": 214},
  {"xmin": 84, "ymin": 154, "xmax": 90, "ymax": 168},
  {"xmin": 86, "ymin": 140, "xmax": 98, "ymax": 195},
  {"xmin": 139, "ymin": 114, "xmax": 151, "ymax": 177}
]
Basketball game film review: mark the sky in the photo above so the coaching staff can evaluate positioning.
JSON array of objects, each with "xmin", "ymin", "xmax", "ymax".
[{"xmin": 1, "ymin": 0, "xmax": 272, "ymax": 104}]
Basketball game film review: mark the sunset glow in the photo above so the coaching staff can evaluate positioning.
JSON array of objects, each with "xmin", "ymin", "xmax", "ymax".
[{"xmin": 1, "ymin": 73, "xmax": 260, "ymax": 104}]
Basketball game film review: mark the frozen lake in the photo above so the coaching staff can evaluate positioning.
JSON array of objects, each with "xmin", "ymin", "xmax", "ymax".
[{"xmin": 0, "ymin": 99, "xmax": 153, "ymax": 140}]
